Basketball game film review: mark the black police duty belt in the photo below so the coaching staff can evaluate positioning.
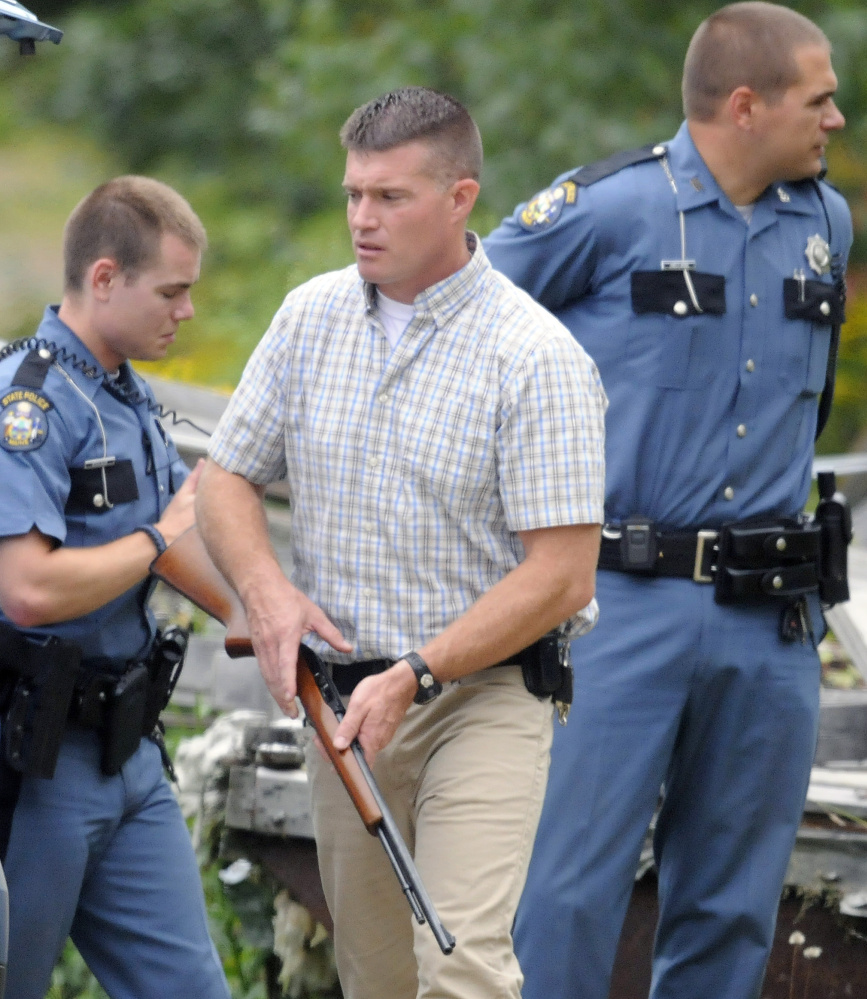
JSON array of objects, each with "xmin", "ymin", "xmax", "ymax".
[
  {"xmin": 329, "ymin": 638, "xmax": 551, "ymax": 697},
  {"xmin": 599, "ymin": 518, "xmax": 821, "ymax": 603}
]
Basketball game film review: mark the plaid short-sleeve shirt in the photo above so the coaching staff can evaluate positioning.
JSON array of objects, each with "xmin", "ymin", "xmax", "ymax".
[{"xmin": 210, "ymin": 235, "xmax": 606, "ymax": 660}]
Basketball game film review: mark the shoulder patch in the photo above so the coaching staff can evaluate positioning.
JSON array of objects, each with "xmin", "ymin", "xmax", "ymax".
[
  {"xmin": 520, "ymin": 181, "xmax": 578, "ymax": 231},
  {"xmin": 0, "ymin": 389, "xmax": 54, "ymax": 453},
  {"xmin": 569, "ymin": 142, "xmax": 667, "ymax": 187}
]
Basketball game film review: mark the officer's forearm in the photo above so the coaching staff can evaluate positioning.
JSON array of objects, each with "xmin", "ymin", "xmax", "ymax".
[
  {"xmin": 0, "ymin": 526, "xmax": 164, "ymax": 627},
  {"xmin": 415, "ymin": 521, "xmax": 600, "ymax": 684}
]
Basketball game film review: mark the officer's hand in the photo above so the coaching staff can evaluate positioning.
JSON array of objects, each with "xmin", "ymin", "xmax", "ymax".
[
  {"xmin": 155, "ymin": 459, "xmax": 203, "ymax": 546},
  {"xmin": 332, "ymin": 661, "xmax": 416, "ymax": 765}
]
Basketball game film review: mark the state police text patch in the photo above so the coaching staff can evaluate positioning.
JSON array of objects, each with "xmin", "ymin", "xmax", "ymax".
[{"xmin": 0, "ymin": 389, "xmax": 53, "ymax": 452}]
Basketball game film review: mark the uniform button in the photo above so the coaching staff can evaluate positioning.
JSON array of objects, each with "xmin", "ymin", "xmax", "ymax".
[
  {"xmin": 652, "ymin": 144, "xmax": 666, "ymax": 156},
  {"xmin": 38, "ymin": 348, "xmax": 52, "ymax": 360},
  {"xmin": 736, "ymin": 424, "xmax": 747, "ymax": 438},
  {"xmin": 378, "ymin": 393, "xmax": 390, "ymax": 403},
  {"xmin": 724, "ymin": 486, "xmax": 735, "ymax": 500},
  {"xmin": 749, "ymin": 294, "xmax": 758, "ymax": 307},
  {"xmin": 772, "ymin": 575, "xmax": 784, "ymax": 590},
  {"xmin": 93, "ymin": 494, "xmax": 105, "ymax": 508},
  {"xmin": 776, "ymin": 537, "xmax": 787, "ymax": 552},
  {"xmin": 673, "ymin": 300, "xmax": 688, "ymax": 316},
  {"xmin": 745, "ymin": 359, "xmax": 755, "ymax": 372},
  {"xmin": 820, "ymin": 301, "xmax": 831, "ymax": 316}
]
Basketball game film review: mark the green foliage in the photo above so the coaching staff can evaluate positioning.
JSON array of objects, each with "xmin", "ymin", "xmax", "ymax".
[
  {"xmin": 48, "ymin": 944, "xmax": 109, "ymax": 999},
  {"xmin": 200, "ymin": 861, "xmax": 276, "ymax": 999},
  {"xmin": 15, "ymin": 0, "xmax": 867, "ymax": 221},
  {"xmin": 2, "ymin": 0, "xmax": 867, "ymax": 443}
]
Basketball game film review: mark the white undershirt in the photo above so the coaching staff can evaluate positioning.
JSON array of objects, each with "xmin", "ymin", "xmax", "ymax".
[
  {"xmin": 735, "ymin": 202, "xmax": 756, "ymax": 224},
  {"xmin": 377, "ymin": 292, "xmax": 415, "ymax": 349}
]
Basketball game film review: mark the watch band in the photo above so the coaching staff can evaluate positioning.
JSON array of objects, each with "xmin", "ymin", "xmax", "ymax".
[{"xmin": 401, "ymin": 650, "xmax": 442, "ymax": 704}]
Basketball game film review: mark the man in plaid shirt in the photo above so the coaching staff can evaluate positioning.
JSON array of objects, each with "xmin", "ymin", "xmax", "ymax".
[{"xmin": 196, "ymin": 86, "xmax": 606, "ymax": 999}]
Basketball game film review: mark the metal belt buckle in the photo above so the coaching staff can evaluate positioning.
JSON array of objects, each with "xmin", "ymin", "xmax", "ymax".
[{"xmin": 693, "ymin": 530, "xmax": 719, "ymax": 583}]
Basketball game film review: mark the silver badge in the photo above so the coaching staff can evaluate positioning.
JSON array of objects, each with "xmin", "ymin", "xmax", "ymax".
[{"xmin": 805, "ymin": 234, "xmax": 831, "ymax": 275}]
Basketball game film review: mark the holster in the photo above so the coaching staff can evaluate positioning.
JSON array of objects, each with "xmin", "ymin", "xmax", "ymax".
[
  {"xmin": 141, "ymin": 625, "xmax": 189, "ymax": 736},
  {"xmin": 517, "ymin": 632, "xmax": 573, "ymax": 721},
  {"xmin": 813, "ymin": 472, "xmax": 852, "ymax": 606},
  {"xmin": 0, "ymin": 627, "xmax": 81, "ymax": 780},
  {"xmin": 99, "ymin": 625, "xmax": 190, "ymax": 776},
  {"xmin": 100, "ymin": 665, "xmax": 150, "ymax": 777}
]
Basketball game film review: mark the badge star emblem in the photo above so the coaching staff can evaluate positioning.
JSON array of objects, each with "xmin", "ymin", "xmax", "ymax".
[{"xmin": 805, "ymin": 234, "xmax": 831, "ymax": 275}]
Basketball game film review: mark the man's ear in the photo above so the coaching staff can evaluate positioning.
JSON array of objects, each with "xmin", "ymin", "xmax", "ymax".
[
  {"xmin": 90, "ymin": 257, "xmax": 121, "ymax": 301},
  {"xmin": 452, "ymin": 178, "xmax": 480, "ymax": 221},
  {"xmin": 728, "ymin": 85, "xmax": 760, "ymax": 130}
]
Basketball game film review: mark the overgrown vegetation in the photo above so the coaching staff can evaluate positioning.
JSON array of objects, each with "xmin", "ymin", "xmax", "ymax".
[{"xmin": 1, "ymin": 0, "xmax": 866, "ymax": 450}]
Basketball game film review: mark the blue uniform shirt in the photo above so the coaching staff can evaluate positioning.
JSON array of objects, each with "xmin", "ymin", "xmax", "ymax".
[
  {"xmin": 485, "ymin": 122, "xmax": 852, "ymax": 529},
  {"xmin": 0, "ymin": 306, "xmax": 187, "ymax": 662}
]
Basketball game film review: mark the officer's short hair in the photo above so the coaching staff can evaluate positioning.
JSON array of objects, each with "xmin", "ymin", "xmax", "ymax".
[
  {"xmin": 340, "ymin": 86, "xmax": 483, "ymax": 186},
  {"xmin": 63, "ymin": 176, "xmax": 207, "ymax": 293},
  {"xmin": 683, "ymin": 2, "xmax": 829, "ymax": 122}
]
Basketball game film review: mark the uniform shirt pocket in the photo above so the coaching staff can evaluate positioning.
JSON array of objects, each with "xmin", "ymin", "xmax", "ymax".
[
  {"xmin": 779, "ymin": 277, "xmax": 841, "ymax": 395},
  {"xmin": 628, "ymin": 271, "xmax": 726, "ymax": 389}
]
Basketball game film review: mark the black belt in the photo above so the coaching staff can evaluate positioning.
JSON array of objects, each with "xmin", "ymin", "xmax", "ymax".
[
  {"xmin": 330, "ymin": 639, "xmax": 547, "ymax": 697},
  {"xmin": 599, "ymin": 527, "xmax": 720, "ymax": 581},
  {"xmin": 599, "ymin": 518, "xmax": 821, "ymax": 602}
]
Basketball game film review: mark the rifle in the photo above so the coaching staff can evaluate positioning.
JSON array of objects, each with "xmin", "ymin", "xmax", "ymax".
[{"xmin": 151, "ymin": 525, "xmax": 456, "ymax": 955}]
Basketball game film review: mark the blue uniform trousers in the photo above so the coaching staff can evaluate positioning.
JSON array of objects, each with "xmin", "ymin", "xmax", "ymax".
[
  {"xmin": 3, "ymin": 726, "xmax": 229, "ymax": 999},
  {"xmin": 514, "ymin": 570, "xmax": 821, "ymax": 999}
]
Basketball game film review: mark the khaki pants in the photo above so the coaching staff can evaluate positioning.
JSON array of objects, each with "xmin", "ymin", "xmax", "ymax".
[{"xmin": 307, "ymin": 664, "xmax": 553, "ymax": 999}]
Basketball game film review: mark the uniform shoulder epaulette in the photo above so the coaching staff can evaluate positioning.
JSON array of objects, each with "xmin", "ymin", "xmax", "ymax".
[
  {"xmin": 519, "ymin": 142, "xmax": 668, "ymax": 231},
  {"xmin": 10, "ymin": 346, "xmax": 54, "ymax": 389},
  {"xmin": 568, "ymin": 142, "xmax": 668, "ymax": 187}
]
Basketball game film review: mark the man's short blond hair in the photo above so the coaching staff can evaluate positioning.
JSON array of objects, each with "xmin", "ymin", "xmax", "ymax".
[
  {"xmin": 683, "ymin": 2, "xmax": 829, "ymax": 122},
  {"xmin": 64, "ymin": 176, "xmax": 206, "ymax": 292}
]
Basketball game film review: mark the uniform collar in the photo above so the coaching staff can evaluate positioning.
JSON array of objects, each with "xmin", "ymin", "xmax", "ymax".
[
  {"xmin": 363, "ymin": 232, "xmax": 490, "ymax": 328},
  {"xmin": 663, "ymin": 123, "xmax": 725, "ymax": 213},
  {"xmin": 40, "ymin": 305, "xmax": 117, "ymax": 401},
  {"xmin": 663, "ymin": 121, "xmax": 819, "ymax": 222}
]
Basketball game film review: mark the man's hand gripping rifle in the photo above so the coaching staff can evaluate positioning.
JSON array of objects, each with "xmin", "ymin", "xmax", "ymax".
[{"xmin": 151, "ymin": 525, "xmax": 456, "ymax": 956}]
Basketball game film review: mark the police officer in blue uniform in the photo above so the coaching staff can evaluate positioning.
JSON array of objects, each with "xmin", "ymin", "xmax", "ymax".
[
  {"xmin": 484, "ymin": 4, "xmax": 852, "ymax": 999},
  {"xmin": 0, "ymin": 177, "xmax": 230, "ymax": 999}
]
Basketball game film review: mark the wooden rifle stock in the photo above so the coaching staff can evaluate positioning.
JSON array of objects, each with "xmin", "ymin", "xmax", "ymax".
[{"xmin": 151, "ymin": 525, "xmax": 455, "ymax": 954}]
